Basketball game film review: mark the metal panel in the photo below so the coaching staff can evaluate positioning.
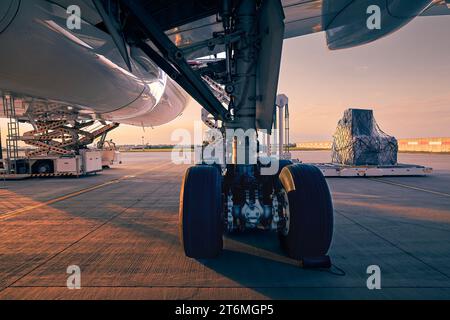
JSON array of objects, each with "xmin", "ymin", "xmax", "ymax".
[
  {"xmin": 56, "ymin": 157, "xmax": 81, "ymax": 174},
  {"xmin": 255, "ymin": 0, "xmax": 285, "ymax": 131}
]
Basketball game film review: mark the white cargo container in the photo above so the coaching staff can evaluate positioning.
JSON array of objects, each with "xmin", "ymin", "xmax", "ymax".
[
  {"xmin": 55, "ymin": 157, "xmax": 81, "ymax": 175},
  {"xmin": 81, "ymin": 150, "xmax": 102, "ymax": 174}
]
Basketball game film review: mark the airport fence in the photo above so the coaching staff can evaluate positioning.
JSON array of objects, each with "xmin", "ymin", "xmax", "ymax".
[{"xmin": 296, "ymin": 138, "xmax": 450, "ymax": 153}]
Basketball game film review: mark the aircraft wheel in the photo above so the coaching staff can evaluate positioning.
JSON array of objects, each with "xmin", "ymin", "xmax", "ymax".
[
  {"xmin": 32, "ymin": 160, "xmax": 54, "ymax": 175},
  {"xmin": 179, "ymin": 165, "xmax": 223, "ymax": 259},
  {"xmin": 278, "ymin": 164, "xmax": 334, "ymax": 260},
  {"xmin": 272, "ymin": 159, "xmax": 293, "ymax": 188},
  {"xmin": 277, "ymin": 159, "xmax": 293, "ymax": 175}
]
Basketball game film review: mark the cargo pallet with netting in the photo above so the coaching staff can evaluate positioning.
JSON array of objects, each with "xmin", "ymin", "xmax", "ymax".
[{"xmin": 305, "ymin": 109, "xmax": 432, "ymax": 177}]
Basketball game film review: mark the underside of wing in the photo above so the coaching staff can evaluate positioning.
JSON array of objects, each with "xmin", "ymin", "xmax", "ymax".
[
  {"xmin": 159, "ymin": 0, "xmax": 449, "ymax": 56},
  {"xmin": 163, "ymin": 0, "xmax": 324, "ymax": 58}
]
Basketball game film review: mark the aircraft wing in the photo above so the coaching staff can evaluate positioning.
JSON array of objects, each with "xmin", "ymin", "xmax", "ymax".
[
  {"xmin": 163, "ymin": 0, "xmax": 450, "ymax": 57},
  {"xmin": 283, "ymin": 0, "xmax": 450, "ymax": 39}
]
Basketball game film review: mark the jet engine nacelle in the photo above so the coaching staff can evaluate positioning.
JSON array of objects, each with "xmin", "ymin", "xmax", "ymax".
[
  {"xmin": 0, "ymin": 0, "xmax": 188, "ymax": 127},
  {"xmin": 324, "ymin": 0, "xmax": 434, "ymax": 50}
]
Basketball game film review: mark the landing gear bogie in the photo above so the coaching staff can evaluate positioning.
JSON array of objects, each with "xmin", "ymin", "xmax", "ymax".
[{"xmin": 179, "ymin": 162, "xmax": 334, "ymax": 264}]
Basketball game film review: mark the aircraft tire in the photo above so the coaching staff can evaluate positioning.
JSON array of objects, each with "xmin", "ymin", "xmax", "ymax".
[
  {"xmin": 179, "ymin": 165, "xmax": 223, "ymax": 259},
  {"xmin": 277, "ymin": 159, "xmax": 293, "ymax": 175},
  {"xmin": 278, "ymin": 164, "xmax": 334, "ymax": 260}
]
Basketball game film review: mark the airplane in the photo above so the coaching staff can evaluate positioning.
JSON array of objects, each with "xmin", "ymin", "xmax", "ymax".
[{"xmin": 0, "ymin": 0, "xmax": 448, "ymax": 266}]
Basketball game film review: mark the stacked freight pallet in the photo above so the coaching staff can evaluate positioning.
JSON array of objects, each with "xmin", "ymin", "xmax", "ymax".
[{"xmin": 331, "ymin": 109, "xmax": 398, "ymax": 166}]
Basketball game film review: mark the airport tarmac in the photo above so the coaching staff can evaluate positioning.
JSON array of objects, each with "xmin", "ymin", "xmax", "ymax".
[{"xmin": 0, "ymin": 151, "xmax": 449, "ymax": 300}]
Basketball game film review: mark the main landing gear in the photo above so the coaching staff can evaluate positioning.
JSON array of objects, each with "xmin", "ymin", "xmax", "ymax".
[{"xmin": 178, "ymin": 0, "xmax": 334, "ymax": 266}]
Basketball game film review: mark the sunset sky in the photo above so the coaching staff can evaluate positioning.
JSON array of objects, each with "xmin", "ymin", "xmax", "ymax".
[{"xmin": 2, "ymin": 15, "xmax": 450, "ymax": 145}]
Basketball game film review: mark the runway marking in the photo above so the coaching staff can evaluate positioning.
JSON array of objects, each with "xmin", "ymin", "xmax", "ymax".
[
  {"xmin": 0, "ymin": 162, "xmax": 171, "ymax": 221},
  {"xmin": 369, "ymin": 178, "xmax": 450, "ymax": 198}
]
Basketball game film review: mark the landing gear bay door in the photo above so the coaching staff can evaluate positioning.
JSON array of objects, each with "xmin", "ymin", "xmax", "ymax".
[{"xmin": 256, "ymin": 0, "xmax": 285, "ymax": 133}]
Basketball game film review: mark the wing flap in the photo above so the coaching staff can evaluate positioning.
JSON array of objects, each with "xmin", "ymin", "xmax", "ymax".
[
  {"xmin": 420, "ymin": 0, "xmax": 450, "ymax": 16},
  {"xmin": 283, "ymin": 0, "xmax": 323, "ymax": 39}
]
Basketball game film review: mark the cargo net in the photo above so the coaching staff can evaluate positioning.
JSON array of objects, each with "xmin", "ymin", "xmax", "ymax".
[{"xmin": 331, "ymin": 109, "xmax": 398, "ymax": 166}]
